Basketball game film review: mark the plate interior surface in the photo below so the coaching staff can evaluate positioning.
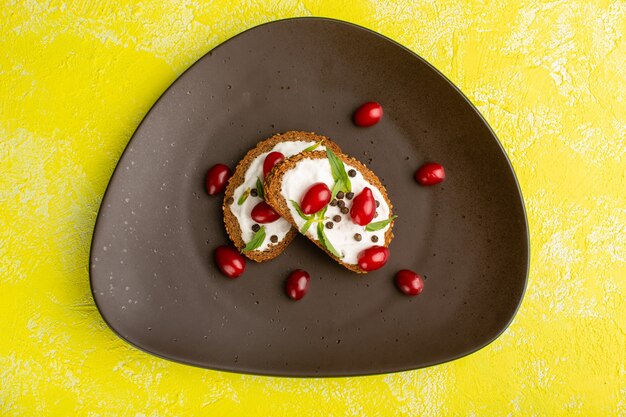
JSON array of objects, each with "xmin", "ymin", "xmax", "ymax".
[{"xmin": 90, "ymin": 18, "xmax": 528, "ymax": 376}]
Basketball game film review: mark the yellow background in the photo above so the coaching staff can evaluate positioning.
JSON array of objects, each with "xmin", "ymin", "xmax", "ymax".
[{"xmin": 1, "ymin": 0, "xmax": 625, "ymax": 415}]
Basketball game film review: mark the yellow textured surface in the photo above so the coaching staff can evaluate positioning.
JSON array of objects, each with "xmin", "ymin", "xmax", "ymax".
[{"xmin": 1, "ymin": 0, "xmax": 625, "ymax": 415}]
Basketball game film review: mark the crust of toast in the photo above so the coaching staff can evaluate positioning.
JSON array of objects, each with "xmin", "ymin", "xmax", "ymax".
[
  {"xmin": 223, "ymin": 131, "xmax": 342, "ymax": 262},
  {"xmin": 264, "ymin": 151, "xmax": 395, "ymax": 273}
]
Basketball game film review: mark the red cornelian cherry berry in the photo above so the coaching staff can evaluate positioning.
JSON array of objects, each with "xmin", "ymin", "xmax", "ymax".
[
  {"xmin": 263, "ymin": 151, "xmax": 285, "ymax": 177},
  {"xmin": 251, "ymin": 201, "xmax": 280, "ymax": 223},
  {"xmin": 415, "ymin": 162, "xmax": 445, "ymax": 186},
  {"xmin": 300, "ymin": 182, "xmax": 331, "ymax": 215},
  {"xmin": 357, "ymin": 246, "xmax": 390, "ymax": 271},
  {"xmin": 353, "ymin": 101, "xmax": 383, "ymax": 127},
  {"xmin": 285, "ymin": 269, "xmax": 311, "ymax": 300},
  {"xmin": 394, "ymin": 270, "xmax": 424, "ymax": 296},
  {"xmin": 350, "ymin": 187, "xmax": 376, "ymax": 225},
  {"xmin": 214, "ymin": 245, "xmax": 246, "ymax": 278},
  {"xmin": 205, "ymin": 164, "xmax": 232, "ymax": 195}
]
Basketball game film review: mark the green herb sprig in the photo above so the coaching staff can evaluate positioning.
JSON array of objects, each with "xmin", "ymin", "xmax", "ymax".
[
  {"xmin": 237, "ymin": 188, "xmax": 251, "ymax": 205},
  {"xmin": 326, "ymin": 149, "xmax": 351, "ymax": 197},
  {"xmin": 242, "ymin": 226, "xmax": 266, "ymax": 252},
  {"xmin": 317, "ymin": 222, "xmax": 341, "ymax": 258},
  {"xmin": 255, "ymin": 177, "xmax": 265, "ymax": 200},
  {"xmin": 365, "ymin": 215, "xmax": 398, "ymax": 232},
  {"xmin": 303, "ymin": 141, "xmax": 322, "ymax": 152},
  {"xmin": 290, "ymin": 200, "xmax": 328, "ymax": 235}
]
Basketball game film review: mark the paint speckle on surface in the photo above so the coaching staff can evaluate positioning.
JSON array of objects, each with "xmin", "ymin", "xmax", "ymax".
[{"xmin": 1, "ymin": 1, "xmax": 624, "ymax": 415}]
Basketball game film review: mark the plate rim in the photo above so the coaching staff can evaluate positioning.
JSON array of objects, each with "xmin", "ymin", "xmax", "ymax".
[{"xmin": 89, "ymin": 16, "xmax": 530, "ymax": 377}]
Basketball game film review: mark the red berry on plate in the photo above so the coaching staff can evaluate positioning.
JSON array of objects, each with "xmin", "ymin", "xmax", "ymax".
[
  {"xmin": 350, "ymin": 187, "xmax": 376, "ymax": 225},
  {"xmin": 357, "ymin": 246, "xmax": 390, "ymax": 271},
  {"xmin": 353, "ymin": 101, "xmax": 383, "ymax": 127},
  {"xmin": 415, "ymin": 162, "xmax": 445, "ymax": 186},
  {"xmin": 263, "ymin": 151, "xmax": 285, "ymax": 177},
  {"xmin": 214, "ymin": 245, "xmax": 246, "ymax": 278},
  {"xmin": 205, "ymin": 163, "xmax": 232, "ymax": 195},
  {"xmin": 300, "ymin": 182, "xmax": 331, "ymax": 215},
  {"xmin": 394, "ymin": 270, "xmax": 424, "ymax": 296},
  {"xmin": 285, "ymin": 269, "xmax": 310, "ymax": 300},
  {"xmin": 251, "ymin": 201, "xmax": 281, "ymax": 223}
]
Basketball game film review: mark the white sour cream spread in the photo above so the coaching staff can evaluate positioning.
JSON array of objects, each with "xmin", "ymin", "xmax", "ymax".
[
  {"xmin": 281, "ymin": 157, "xmax": 391, "ymax": 265},
  {"xmin": 230, "ymin": 141, "xmax": 326, "ymax": 251}
]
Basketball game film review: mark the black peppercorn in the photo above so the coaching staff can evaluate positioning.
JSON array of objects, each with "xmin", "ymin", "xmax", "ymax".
[
  {"xmin": 354, "ymin": 233, "xmax": 362, "ymax": 241},
  {"xmin": 371, "ymin": 235, "xmax": 379, "ymax": 243},
  {"xmin": 252, "ymin": 224, "xmax": 260, "ymax": 232},
  {"xmin": 325, "ymin": 222, "xmax": 334, "ymax": 229},
  {"xmin": 336, "ymin": 191, "xmax": 345, "ymax": 199},
  {"xmin": 340, "ymin": 207, "xmax": 349, "ymax": 214},
  {"xmin": 333, "ymin": 215, "xmax": 341, "ymax": 222},
  {"xmin": 346, "ymin": 192, "xmax": 354, "ymax": 200},
  {"xmin": 348, "ymin": 169, "xmax": 356, "ymax": 177},
  {"xmin": 270, "ymin": 235, "xmax": 278, "ymax": 243},
  {"xmin": 250, "ymin": 188, "xmax": 258, "ymax": 197}
]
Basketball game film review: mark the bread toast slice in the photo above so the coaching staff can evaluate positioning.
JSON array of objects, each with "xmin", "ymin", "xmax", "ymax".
[
  {"xmin": 264, "ymin": 150, "xmax": 395, "ymax": 273},
  {"xmin": 223, "ymin": 131, "xmax": 342, "ymax": 261}
]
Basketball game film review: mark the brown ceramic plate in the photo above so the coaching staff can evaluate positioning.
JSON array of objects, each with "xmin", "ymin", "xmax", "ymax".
[{"xmin": 90, "ymin": 18, "xmax": 528, "ymax": 377}]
